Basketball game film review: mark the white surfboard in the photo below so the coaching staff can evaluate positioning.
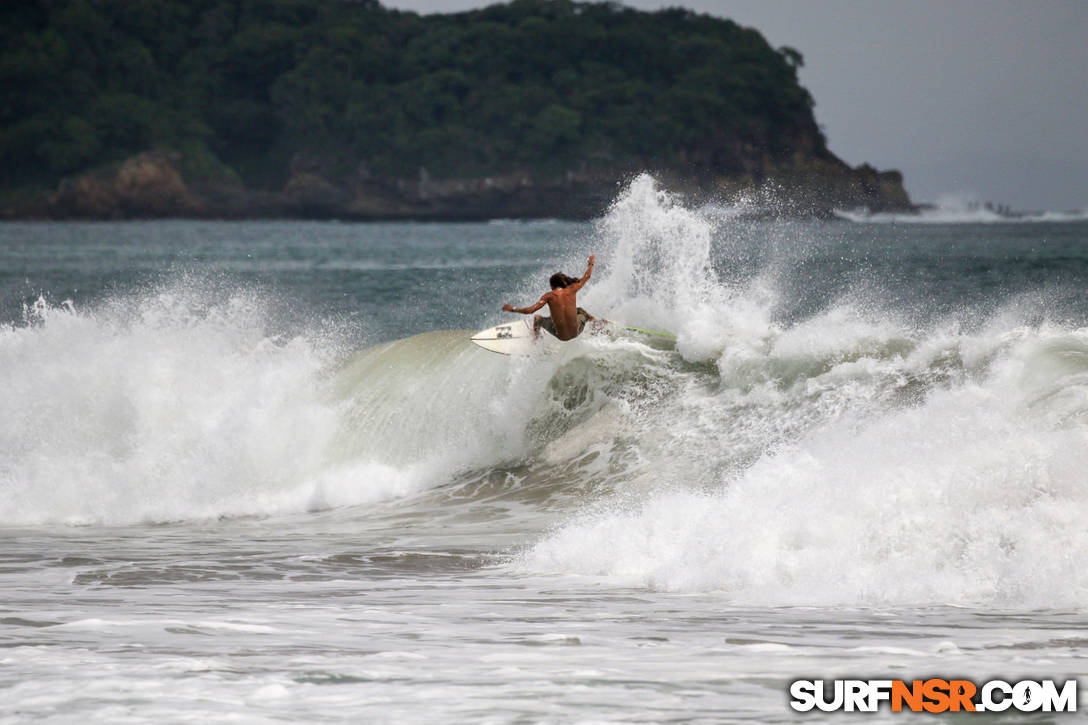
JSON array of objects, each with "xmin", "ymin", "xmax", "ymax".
[
  {"xmin": 470, "ymin": 318, "xmax": 675, "ymax": 356},
  {"xmin": 470, "ymin": 318, "xmax": 556, "ymax": 356}
]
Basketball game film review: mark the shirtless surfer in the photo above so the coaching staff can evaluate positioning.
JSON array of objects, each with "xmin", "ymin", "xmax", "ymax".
[{"xmin": 502, "ymin": 255, "xmax": 597, "ymax": 341}]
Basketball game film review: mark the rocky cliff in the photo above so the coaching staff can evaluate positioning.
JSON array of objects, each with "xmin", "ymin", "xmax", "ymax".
[{"xmin": 5, "ymin": 150, "xmax": 913, "ymax": 221}]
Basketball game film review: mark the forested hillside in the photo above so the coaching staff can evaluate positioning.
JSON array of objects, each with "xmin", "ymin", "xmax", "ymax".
[{"xmin": 0, "ymin": 0, "xmax": 913, "ymax": 219}]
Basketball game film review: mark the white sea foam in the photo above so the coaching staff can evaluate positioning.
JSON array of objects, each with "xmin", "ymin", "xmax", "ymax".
[
  {"xmin": 523, "ymin": 334, "xmax": 1088, "ymax": 606},
  {"xmin": 1, "ymin": 290, "xmax": 340, "ymax": 524},
  {"xmin": 835, "ymin": 193, "xmax": 1088, "ymax": 224},
  {"xmin": 519, "ymin": 176, "xmax": 1088, "ymax": 608},
  {"xmin": 582, "ymin": 174, "xmax": 773, "ymax": 362},
  {"xmin": 0, "ymin": 286, "xmax": 545, "ymax": 525},
  {"xmin": 5, "ymin": 175, "xmax": 1088, "ymax": 611},
  {"xmin": 6, "ymin": 204, "xmax": 1088, "ymax": 724}
]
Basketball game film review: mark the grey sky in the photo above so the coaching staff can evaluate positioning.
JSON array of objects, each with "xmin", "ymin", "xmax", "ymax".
[{"xmin": 383, "ymin": 0, "xmax": 1088, "ymax": 211}]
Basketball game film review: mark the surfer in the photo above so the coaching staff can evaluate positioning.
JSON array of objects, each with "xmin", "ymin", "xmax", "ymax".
[{"xmin": 502, "ymin": 255, "xmax": 597, "ymax": 340}]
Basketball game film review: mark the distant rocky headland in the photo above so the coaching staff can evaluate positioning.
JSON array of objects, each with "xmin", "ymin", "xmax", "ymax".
[{"xmin": 1, "ymin": 0, "xmax": 914, "ymax": 221}]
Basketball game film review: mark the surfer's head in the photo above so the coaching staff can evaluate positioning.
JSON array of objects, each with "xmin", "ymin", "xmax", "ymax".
[{"xmin": 549, "ymin": 273, "xmax": 579, "ymax": 289}]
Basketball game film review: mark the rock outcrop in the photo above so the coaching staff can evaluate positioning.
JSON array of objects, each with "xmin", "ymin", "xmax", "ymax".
[
  {"xmin": 6, "ymin": 150, "xmax": 914, "ymax": 221},
  {"xmin": 45, "ymin": 152, "xmax": 198, "ymax": 219}
]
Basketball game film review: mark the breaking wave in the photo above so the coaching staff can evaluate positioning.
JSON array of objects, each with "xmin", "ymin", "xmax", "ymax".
[
  {"xmin": 518, "ymin": 176, "xmax": 1088, "ymax": 608},
  {"xmin": 4, "ymin": 174, "xmax": 1088, "ymax": 610},
  {"xmin": 836, "ymin": 193, "xmax": 1088, "ymax": 224}
]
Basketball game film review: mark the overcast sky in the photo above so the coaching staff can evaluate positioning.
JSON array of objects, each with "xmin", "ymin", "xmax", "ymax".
[{"xmin": 383, "ymin": 0, "xmax": 1088, "ymax": 210}]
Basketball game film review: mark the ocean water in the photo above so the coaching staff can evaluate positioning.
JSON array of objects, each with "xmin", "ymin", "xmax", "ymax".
[{"xmin": 2, "ymin": 175, "xmax": 1087, "ymax": 722}]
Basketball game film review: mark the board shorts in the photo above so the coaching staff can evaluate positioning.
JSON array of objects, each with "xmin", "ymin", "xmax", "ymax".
[{"xmin": 539, "ymin": 308, "xmax": 591, "ymax": 338}]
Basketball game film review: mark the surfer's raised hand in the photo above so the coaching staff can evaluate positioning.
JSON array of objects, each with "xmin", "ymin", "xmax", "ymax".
[
  {"xmin": 502, "ymin": 304, "xmax": 515, "ymax": 312},
  {"xmin": 578, "ymin": 255, "xmax": 595, "ymax": 284}
]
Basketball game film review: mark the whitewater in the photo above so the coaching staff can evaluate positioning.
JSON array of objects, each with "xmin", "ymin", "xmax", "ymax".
[{"xmin": 2, "ymin": 176, "xmax": 1087, "ymax": 722}]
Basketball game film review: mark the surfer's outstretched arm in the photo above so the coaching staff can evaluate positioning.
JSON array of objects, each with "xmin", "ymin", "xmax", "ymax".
[
  {"xmin": 566, "ymin": 254, "xmax": 595, "ymax": 293},
  {"xmin": 503, "ymin": 294, "xmax": 549, "ymax": 315}
]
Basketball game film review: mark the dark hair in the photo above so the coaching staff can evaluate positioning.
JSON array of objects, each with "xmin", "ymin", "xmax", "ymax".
[{"xmin": 549, "ymin": 272, "xmax": 578, "ymax": 289}]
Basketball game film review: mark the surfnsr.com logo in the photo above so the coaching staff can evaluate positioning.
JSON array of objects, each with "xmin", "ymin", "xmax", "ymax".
[{"xmin": 789, "ymin": 679, "xmax": 1077, "ymax": 713}]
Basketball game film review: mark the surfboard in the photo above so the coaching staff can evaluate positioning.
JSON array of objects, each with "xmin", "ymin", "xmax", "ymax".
[
  {"xmin": 470, "ymin": 318, "xmax": 675, "ymax": 356},
  {"xmin": 470, "ymin": 318, "xmax": 552, "ymax": 356}
]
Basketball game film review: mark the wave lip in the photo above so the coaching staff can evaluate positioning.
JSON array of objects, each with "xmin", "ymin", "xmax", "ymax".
[
  {"xmin": 0, "ymin": 288, "xmax": 541, "ymax": 525},
  {"xmin": 0, "ymin": 282, "xmax": 608, "ymax": 526}
]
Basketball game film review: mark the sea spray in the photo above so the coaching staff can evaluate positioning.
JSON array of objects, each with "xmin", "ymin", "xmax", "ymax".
[
  {"xmin": 4, "ymin": 178, "xmax": 1086, "ymax": 612},
  {"xmin": 581, "ymin": 174, "xmax": 774, "ymax": 362},
  {"xmin": 5, "ymin": 213, "xmax": 1088, "ymax": 725},
  {"xmin": 0, "ymin": 288, "xmax": 344, "ymax": 524},
  {"xmin": 0, "ymin": 284, "xmax": 554, "ymax": 525},
  {"xmin": 521, "ymin": 329, "xmax": 1088, "ymax": 608},
  {"xmin": 834, "ymin": 192, "xmax": 1088, "ymax": 224},
  {"xmin": 517, "ymin": 179, "xmax": 1088, "ymax": 608}
]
